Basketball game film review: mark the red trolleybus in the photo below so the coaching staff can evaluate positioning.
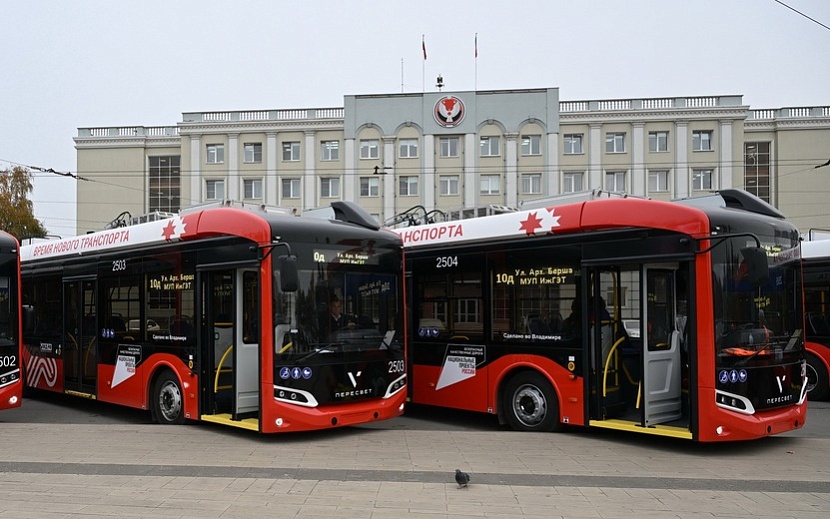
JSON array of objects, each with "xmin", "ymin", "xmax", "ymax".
[
  {"xmin": 801, "ymin": 238, "xmax": 830, "ymax": 400},
  {"xmin": 0, "ymin": 230, "xmax": 23, "ymax": 410},
  {"xmin": 399, "ymin": 190, "xmax": 806, "ymax": 441},
  {"xmin": 21, "ymin": 201, "xmax": 406, "ymax": 432}
]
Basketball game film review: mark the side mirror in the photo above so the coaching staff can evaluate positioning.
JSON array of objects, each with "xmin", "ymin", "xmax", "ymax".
[
  {"xmin": 278, "ymin": 255, "xmax": 299, "ymax": 292},
  {"xmin": 740, "ymin": 247, "xmax": 769, "ymax": 287}
]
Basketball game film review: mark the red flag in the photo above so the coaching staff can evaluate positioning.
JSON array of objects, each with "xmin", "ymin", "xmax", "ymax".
[
  {"xmin": 422, "ymin": 35, "xmax": 427, "ymax": 60},
  {"xmin": 475, "ymin": 33, "xmax": 478, "ymax": 58}
]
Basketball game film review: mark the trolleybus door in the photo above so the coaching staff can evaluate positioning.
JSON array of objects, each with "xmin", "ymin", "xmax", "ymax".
[
  {"xmin": 642, "ymin": 266, "xmax": 682, "ymax": 426},
  {"xmin": 588, "ymin": 264, "xmax": 683, "ymax": 427},
  {"xmin": 63, "ymin": 277, "xmax": 97, "ymax": 396},
  {"xmin": 202, "ymin": 268, "xmax": 259, "ymax": 420}
]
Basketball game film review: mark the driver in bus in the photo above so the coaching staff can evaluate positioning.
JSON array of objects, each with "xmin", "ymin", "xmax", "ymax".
[{"xmin": 320, "ymin": 294, "xmax": 356, "ymax": 337}]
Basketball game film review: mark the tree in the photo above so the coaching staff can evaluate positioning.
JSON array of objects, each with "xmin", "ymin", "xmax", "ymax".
[{"xmin": 0, "ymin": 166, "xmax": 47, "ymax": 241}]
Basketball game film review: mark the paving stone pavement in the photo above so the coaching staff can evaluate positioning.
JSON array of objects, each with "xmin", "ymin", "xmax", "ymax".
[{"xmin": 0, "ymin": 420, "xmax": 829, "ymax": 518}]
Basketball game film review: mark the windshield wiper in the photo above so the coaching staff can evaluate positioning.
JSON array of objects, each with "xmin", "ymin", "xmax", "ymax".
[{"xmin": 293, "ymin": 343, "xmax": 344, "ymax": 363}]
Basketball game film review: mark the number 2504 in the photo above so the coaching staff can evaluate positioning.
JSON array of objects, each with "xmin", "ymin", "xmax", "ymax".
[{"xmin": 435, "ymin": 256, "xmax": 458, "ymax": 268}]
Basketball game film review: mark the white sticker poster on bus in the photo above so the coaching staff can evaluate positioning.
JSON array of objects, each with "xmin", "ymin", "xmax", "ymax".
[
  {"xmin": 112, "ymin": 344, "xmax": 142, "ymax": 388},
  {"xmin": 435, "ymin": 344, "xmax": 486, "ymax": 390}
]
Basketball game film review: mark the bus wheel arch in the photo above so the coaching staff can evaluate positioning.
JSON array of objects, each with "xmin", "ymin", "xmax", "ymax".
[
  {"xmin": 499, "ymin": 369, "xmax": 563, "ymax": 432},
  {"xmin": 150, "ymin": 368, "xmax": 186, "ymax": 425},
  {"xmin": 806, "ymin": 352, "xmax": 829, "ymax": 401}
]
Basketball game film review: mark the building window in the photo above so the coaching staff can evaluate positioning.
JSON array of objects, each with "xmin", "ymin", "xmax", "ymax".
[
  {"xmin": 321, "ymin": 177, "xmax": 341, "ymax": 198},
  {"xmin": 244, "ymin": 143, "xmax": 262, "ymax": 163},
  {"xmin": 648, "ymin": 170, "xmax": 669, "ymax": 192},
  {"xmin": 480, "ymin": 136, "xmax": 500, "ymax": 157},
  {"xmin": 648, "ymin": 131, "xmax": 668, "ymax": 153},
  {"xmin": 439, "ymin": 175, "xmax": 459, "ymax": 196},
  {"xmin": 149, "ymin": 156, "xmax": 181, "ymax": 213},
  {"xmin": 206, "ymin": 179, "xmax": 225, "ymax": 200},
  {"xmin": 521, "ymin": 135, "xmax": 541, "ymax": 156},
  {"xmin": 692, "ymin": 169, "xmax": 713, "ymax": 190},
  {"xmin": 360, "ymin": 177, "xmax": 379, "ymax": 197},
  {"xmin": 605, "ymin": 171, "xmax": 626, "ymax": 192},
  {"xmin": 563, "ymin": 134, "xmax": 583, "ymax": 155},
  {"xmin": 439, "ymin": 137, "xmax": 460, "ymax": 158},
  {"xmin": 563, "ymin": 172, "xmax": 584, "ymax": 193},
  {"xmin": 693, "ymin": 130, "xmax": 713, "ymax": 151},
  {"xmin": 399, "ymin": 139, "xmax": 418, "ymax": 158},
  {"xmin": 282, "ymin": 178, "xmax": 301, "ymax": 199},
  {"xmin": 521, "ymin": 173, "xmax": 542, "ymax": 195},
  {"xmin": 744, "ymin": 142, "xmax": 771, "ymax": 202},
  {"xmin": 321, "ymin": 141, "xmax": 339, "ymax": 161},
  {"xmin": 480, "ymin": 175, "xmax": 500, "ymax": 195},
  {"xmin": 243, "ymin": 179, "xmax": 263, "ymax": 199},
  {"xmin": 206, "ymin": 144, "xmax": 224, "ymax": 164},
  {"xmin": 605, "ymin": 133, "xmax": 626, "ymax": 153},
  {"xmin": 360, "ymin": 139, "xmax": 379, "ymax": 159},
  {"xmin": 282, "ymin": 141, "xmax": 301, "ymax": 161},
  {"xmin": 399, "ymin": 176, "xmax": 418, "ymax": 196}
]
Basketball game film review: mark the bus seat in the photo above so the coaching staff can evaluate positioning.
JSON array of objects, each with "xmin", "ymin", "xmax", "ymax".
[
  {"xmin": 526, "ymin": 314, "xmax": 550, "ymax": 335},
  {"xmin": 275, "ymin": 324, "xmax": 292, "ymax": 354}
]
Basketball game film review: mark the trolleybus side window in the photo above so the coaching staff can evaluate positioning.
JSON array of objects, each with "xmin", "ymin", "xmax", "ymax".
[{"xmin": 489, "ymin": 248, "xmax": 579, "ymax": 342}]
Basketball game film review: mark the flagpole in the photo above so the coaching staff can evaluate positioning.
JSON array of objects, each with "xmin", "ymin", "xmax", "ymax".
[
  {"xmin": 474, "ymin": 33, "xmax": 478, "ymax": 91},
  {"xmin": 421, "ymin": 34, "xmax": 426, "ymax": 92},
  {"xmin": 401, "ymin": 58, "xmax": 404, "ymax": 93}
]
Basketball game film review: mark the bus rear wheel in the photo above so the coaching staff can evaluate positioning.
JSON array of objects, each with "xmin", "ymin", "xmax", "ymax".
[
  {"xmin": 806, "ymin": 353, "xmax": 829, "ymax": 401},
  {"xmin": 153, "ymin": 370, "xmax": 185, "ymax": 424},
  {"xmin": 502, "ymin": 372, "xmax": 562, "ymax": 432}
]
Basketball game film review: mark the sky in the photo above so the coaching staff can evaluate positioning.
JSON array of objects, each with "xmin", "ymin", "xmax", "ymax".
[{"xmin": 2, "ymin": 0, "xmax": 829, "ymax": 238}]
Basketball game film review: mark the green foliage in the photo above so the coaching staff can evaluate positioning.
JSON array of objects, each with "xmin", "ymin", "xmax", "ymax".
[{"xmin": 0, "ymin": 166, "xmax": 47, "ymax": 241}]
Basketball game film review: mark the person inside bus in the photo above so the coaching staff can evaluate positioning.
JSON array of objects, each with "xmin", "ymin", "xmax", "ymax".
[{"xmin": 319, "ymin": 294, "xmax": 355, "ymax": 337}]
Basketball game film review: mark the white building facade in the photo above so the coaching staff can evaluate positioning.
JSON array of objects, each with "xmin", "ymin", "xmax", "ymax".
[{"xmin": 74, "ymin": 88, "xmax": 830, "ymax": 235}]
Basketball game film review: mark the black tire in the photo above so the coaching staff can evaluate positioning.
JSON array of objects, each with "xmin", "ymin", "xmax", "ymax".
[
  {"xmin": 502, "ymin": 371, "xmax": 563, "ymax": 432},
  {"xmin": 806, "ymin": 353, "xmax": 830, "ymax": 401},
  {"xmin": 153, "ymin": 370, "xmax": 185, "ymax": 424}
]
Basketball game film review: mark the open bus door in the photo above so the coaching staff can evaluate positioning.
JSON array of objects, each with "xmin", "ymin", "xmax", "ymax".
[
  {"xmin": 587, "ymin": 263, "xmax": 688, "ymax": 435},
  {"xmin": 200, "ymin": 267, "xmax": 260, "ymax": 430},
  {"xmin": 63, "ymin": 277, "xmax": 97, "ymax": 397}
]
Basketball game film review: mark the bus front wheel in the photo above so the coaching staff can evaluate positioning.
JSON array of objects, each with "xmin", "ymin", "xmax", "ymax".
[
  {"xmin": 153, "ymin": 370, "xmax": 185, "ymax": 424},
  {"xmin": 502, "ymin": 372, "xmax": 563, "ymax": 432},
  {"xmin": 806, "ymin": 353, "xmax": 829, "ymax": 401}
]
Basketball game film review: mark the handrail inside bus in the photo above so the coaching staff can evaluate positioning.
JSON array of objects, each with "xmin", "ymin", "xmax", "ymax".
[
  {"xmin": 214, "ymin": 345, "xmax": 234, "ymax": 393},
  {"xmin": 602, "ymin": 336, "xmax": 627, "ymax": 397}
]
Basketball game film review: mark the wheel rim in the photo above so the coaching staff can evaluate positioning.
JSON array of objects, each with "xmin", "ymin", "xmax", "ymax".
[
  {"xmin": 512, "ymin": 383, "xmax": 547, "ymax": 427},
  {"xmin": 805, "ymin": 363, "xmax": 818, "ymax": 394},
  {"xmin": 158, "ymin": 380, "xmax": 182, "ymax": 422}
]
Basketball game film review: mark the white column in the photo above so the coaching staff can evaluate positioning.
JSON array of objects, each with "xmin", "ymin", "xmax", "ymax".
[
  {"xmin": 674, "ymin": 122, "xmax": 689, "ymax": 198},
  {"xmin": 504, "ymin": 133, "xmax": 518, "ymax": 206},
  {"xmin": 423, "ymin": 134, "xmax": 435, "ymax": 210},
  {"xmin": 720, "ymin": 120, "xmax": 734, "ymax": 189},
  {"xmin": 303, "ymin": 131, "xmax": 316, "ymax": 209},
  {"xmin": 464, "ymin": 133, "xmax": 477, "ymax": 208},
  {"xmin": 189, "ymin": 134, "xmax": 202, "ymax": 204},
  {"xmin": 266, "ymin": 132, "xmax": 278, "ymax": 205},
  {"xmin": 383, "ymin": 137, "xmax": 396, "ymax": 221},
  {"xmin": 344, "ymin": 138, "xmax": 356, "ymax": 202},
  {"xmin": 631, "ymin": 123, "xmax": 645, "ymax": 196},
  {"xmin": 227, "ymin": 133, "xmax": 239, "ymax": 200},
  {"xmin": 589, "ymin": 124, "xmax": 602, "ymax": 189},
  {"xmin": 546, "ymin": 132, "xmax": 559, "ymax": 196}
]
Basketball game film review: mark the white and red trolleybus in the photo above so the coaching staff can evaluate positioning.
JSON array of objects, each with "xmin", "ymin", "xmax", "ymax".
[
  {"xmin": 800, "ymin": 238, "xmax": 830, "ymax": 400},
  {"xmin": 0, "ymin": 230, "xmax": 23, "ymax": 410},
  {"xmin": 398, "ymin": 189, "xmax": 806, "ymax": 441},
  {"xmin": 20, "ymin": 201, "xmax": 406, "ymax": 433}
]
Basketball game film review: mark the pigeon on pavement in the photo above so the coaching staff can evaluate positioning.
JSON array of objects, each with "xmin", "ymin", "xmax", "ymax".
[{"xmin": 455, "ymin": 469, "xmax": 470, "ymax": 488}]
